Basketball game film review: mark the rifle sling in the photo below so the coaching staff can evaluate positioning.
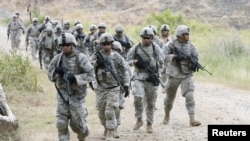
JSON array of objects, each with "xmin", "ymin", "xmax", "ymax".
[{"xmin": 55, "ymin": 83, "xmax": 69, "ymax": 105}]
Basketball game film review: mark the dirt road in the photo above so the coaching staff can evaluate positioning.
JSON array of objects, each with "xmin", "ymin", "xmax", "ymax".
[{"xmin": 1, "ymin": 24, "xmax": 250, "ymax": 141}]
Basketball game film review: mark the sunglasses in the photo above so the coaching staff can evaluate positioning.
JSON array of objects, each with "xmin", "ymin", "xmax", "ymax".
[
  {"xmin": 142, "ymin": 37, "xmax": 151, "ymax": 40},
  {"xmin": 60, "ymin": 43, "xmax": 72, "ymax": 48},
  {"xmin": 102, "ymin": 42, "xmax": 112, "ymax": 46},
  {"xmin": 183, "ymin": 33, "xmax": 189, "ymax": 36}
]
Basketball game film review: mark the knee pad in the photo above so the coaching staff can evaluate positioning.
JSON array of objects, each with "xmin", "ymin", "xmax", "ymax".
[
  {"xmin": 134, "ymin": 96, "xmax": 143, "ymax": 107},
  {"xmin": 184, "ymin": 92, "xmax": 194, "ymax": 103},
  {"xmin": 105, "ymin": 106, "xmax": 115, "ymax": 120},
  {"xmin": 56, "ymin": 119, "xmax": 68, "ymax": 131}
]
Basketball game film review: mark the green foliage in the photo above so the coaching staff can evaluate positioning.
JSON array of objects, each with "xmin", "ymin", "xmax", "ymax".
[
  {"xmin": 147, "ymin": 10, "xmax": 185, "ymax": 34},
  {"xmin": 0, "ymin": 51, "xmax": 38, "ymax": 91}
]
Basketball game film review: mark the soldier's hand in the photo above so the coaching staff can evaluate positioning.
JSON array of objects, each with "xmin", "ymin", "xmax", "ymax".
[
  {"xmin": 134, "ymin": 60, "xmax": 145, "ymax": 69},
  {"xmin": 55, "ymin": 67, "xmax": 64, "ymax": 75},
  {"xmin": 96, "ymin": 59, "xmax": 105, "ymax": 67},
  {"xmin": 124, "ymin": 86, "xmax": 129, "ymax": 97},
  {"xmin": 22, "ymin": 30, "xmax": 25, "ymax": 34},
  {"xmin": 67, "ymin": 74, "xmax": 76, "ymax": 83}
]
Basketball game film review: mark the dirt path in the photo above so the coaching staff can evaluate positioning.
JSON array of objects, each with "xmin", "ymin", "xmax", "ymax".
[{"xmin": 1, "ymin": 24, "xmax": 250, "ymax": 141}]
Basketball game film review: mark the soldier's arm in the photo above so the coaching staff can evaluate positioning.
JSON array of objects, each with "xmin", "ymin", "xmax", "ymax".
[
  {"xmin": 48, "ymin": 54, "xmax": 61, "ymax": 82},
  {"xmin": 74, "ymin": 54, "xmax": 95, "ymax": 86},
  {"xmin": 127, "ymin": 45, "xmax": 136, "ymax": 66},
  {"xmin": 117, "ymin": 54, "xmax": 130, "ymax": 86}
]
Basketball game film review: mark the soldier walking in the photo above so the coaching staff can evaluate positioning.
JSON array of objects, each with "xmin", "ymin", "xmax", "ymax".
[
  {"xmin": 127, "ymin": 27, "xmax": 164, "ymax": 133},
  {"xmin": 90, "ymin": 33, "xmax": 130, "ymax": 140},
  {"xmin": 163, "ymin": 25, "xmax": 201, "ymax": 126},
  {"xmin": 48, "ymin": 33, "xmax": 94, "ymax": 141}
]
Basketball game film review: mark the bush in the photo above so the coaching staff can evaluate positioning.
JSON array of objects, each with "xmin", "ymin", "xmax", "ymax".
[{"xmin": 0, "ymin": 51, "xmax": 38, "ymax": 91}]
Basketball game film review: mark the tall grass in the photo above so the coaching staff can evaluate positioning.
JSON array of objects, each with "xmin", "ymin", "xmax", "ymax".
[{"xmin": 0, "ymin": 51, "xmax": 38, "ymax": 91}]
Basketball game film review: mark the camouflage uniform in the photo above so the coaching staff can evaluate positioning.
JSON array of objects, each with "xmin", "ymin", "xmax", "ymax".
[
  {"xmin": 112, "ymin": 41, "xmax": 132, "ymax": 109},
  {"xmin": 48, "ymin": 33, "xmax": 94, "ymax": 141},
  {"xmin": 0, "ymin": 83, "xmax": 18, "ymax": 133},
  {"xmin": 63, "ymin": 21, "xmax": 72, "ymax": 33},
  {"xmin": 90, "ymin": 33, "xmax": 129, "ymax": 140},
  {"xmin": 74, "ymin": 24, "xmax": 87, "ymax": 56},
  {"xmin": 25, "ymin": 18, "xmax": 41, "ymax": 60},
  {"xmin": 113, "ymin": 24, "xmax": 134, "ymax": 60},
  {"xmin": 159, "ymin": 24, "xmax": 173, "ymax": 93},
  {"xmin": 93, "ymin": 23, "xmax": 106, "ymax": 52},
  {"xmin": 127, "ymin": 27, "xmax": 164, "ymax": 133},
  {"xmin": 7, "ymin": 15, "xmax": 24, "ymax": 50},
  {"xmin": 84, "ymin": 24, "xmax": 97, "ymax": 56},
  {"xmin": 39, "ymin": 27, "xmax": 57, "ymax": 70},
  {"xmin": 163, "ymin": 25, "xmax": 201, "ymax": 126}
]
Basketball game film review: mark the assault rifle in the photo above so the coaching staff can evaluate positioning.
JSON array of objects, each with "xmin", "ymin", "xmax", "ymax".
[
  {"xmin": 38, "ymin": 50, "xmax": 43, "ymax": 69},
  {"xmin": 60, "ymin": 54, "xmax": 72, "ymax": 96},
  {"xmin": 95, "ymin": 51, "xmax": 125, "ymax": 91},
  {"xmin": 135, "ymin": 54, "xmax": 164, "ymax": 87},
  {"xmin": 174, "ymin": 47, "xmax": 212, "ymax": 75}
]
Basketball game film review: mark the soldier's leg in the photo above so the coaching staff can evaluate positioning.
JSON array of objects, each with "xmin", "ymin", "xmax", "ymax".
[
  {"xmin": 144, "ymin": 83, "xmax": 158, "ymax": 133},
  {"xmin": 132, "ymin": 80, "xmax": 145, "ymax": 130},
  {"xmin": 16, "ymin": 30, "xmax": 22, "ymax": 49},
  {"xmin": 105, "ymin": 105, "xmax": 118, "ymax": 140},
  {"xmin": 163, "ymin": 77, "xmax": 180, "ymax": 124},
  {"xmin": 70, "ymin": 106, "xmax": 89, "ymax": 141},
  {"xmin": 10, "ymin": 34, "xmax": 16, "ymax": 49},
  {"xmin": 98, "ymin": 109, "xmax": 107, "ymax": 138},
  {"xmin": 181, "ymin": 77, "xmax": 201, "ymax": 126},
  {"xmin": 56, "ymin": 115, "xmax": 70, "ymax": 141}
]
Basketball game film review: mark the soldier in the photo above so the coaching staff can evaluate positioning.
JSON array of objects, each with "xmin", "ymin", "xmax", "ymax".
[
  {"xmin": 163, "ymin": 25, "xmax": 201, "ymax": 126},
  {"xmin": 160, "ymin": 24, "xmax": 172, "ymax": 44},
  {"xmin": 93, "ymin": 22, "xmax": 107, "ymax": 52},
  {"xmin": 38, "ymin": 16, "xmax": 51, "ymax": 33},
  {"xmin": 25, "ymin": 18, "xmax": 41, "ymax": 60},
  {"xmin": 7, "ymin": 14, "xmax": 24, "ymax": 50},
  {"xmin": 74, "ymin": 24, "xmax": 87, "ymax": 55},
  {"xmin": 63, "ymin": 21, "xmax": 72, "ymax": 33},
  {"xmin": 84, "ymin": 24, "xmax": 97, "ymax": 56},
  {"xmin": 90, "ymin": 33, "xmax": 130, "ymax": 140},
  {"xmin": 112, "ymin": 41, "xmax": 132, "ymax": 109},
  {"xmin": 39, "ymin": 26, "xmax": 57, "ymax": 70},
  {"xmin": 0, "ymin": 83, "xmax": 18, "ymax": 133},
  {"xmin": 148, "ymin": 25, "xmax": 166, "ymax": 109},
  {"xmin": 160, "ymin": 24, "xmax": 172, "ymax": 93},
  {"xmin": 71, "ymin": 20, "xmax": 81, "ymax": 34},
  {"xmin": 127, "ymin": 27, "xmax": 164, "ymax": 133},
  {"xmin": 48, "ymin": 33, "xmax": 94, "ymax": 141},
  {"xmin": 113, "ymin": 24, "xmax": 134, "ymax": 60},
  {"xmin": 54, "ymin": 25, "xmax": 63, "ymax": 53}
]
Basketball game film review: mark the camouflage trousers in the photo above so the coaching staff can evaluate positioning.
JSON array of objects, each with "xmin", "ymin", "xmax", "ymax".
[
  {"xmin": 28, "ymin": 37, "xmax": 39, "ymax": 60},
  {"xmin": 132, "ymin": 80, "xmax": 158, "ymax": 124},
  {"xmin": 10, "ymin": 30, "xmax": 22, "ymax": 50},
  {"xmin": 95, "ymin": 87, "xmax": 120, "ymax": 129},
  {"xmin": 164, "ymin": 76, "xmax": 195, "ymax": 114},
  {"xmin": 56, "ymin": 89, "xmax": 89, "ymax": 141}
]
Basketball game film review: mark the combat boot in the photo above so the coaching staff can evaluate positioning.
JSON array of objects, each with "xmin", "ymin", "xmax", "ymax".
[
  {"xmin": 112, "ymin": 127, "xmax": 120, "ymax": 138},
  {"xmin": 189, "ymin": 113, "xmax": 201, "ymax": 126},
  {"xmin": 162, "ymin": 111, "xmax": 170, "ymax": 124},
  {"xmin": 146, "ymin": 122, "xmax": 153, "ymax": 133},
  {"xmin": 133, "ymin": 117, "xmax": 143, "ymax": 130}
]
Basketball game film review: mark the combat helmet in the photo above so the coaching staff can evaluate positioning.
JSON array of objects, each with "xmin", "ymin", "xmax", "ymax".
[
  {"xmin": 160, "ymin": 24, "xmax": 170, "ymax": 31},
  {"xmin": 100, "ymin": 33, "xmax": 114, "ymax": 43},
  {"xmin": 176, "ymin": 25, "xmax": 189, "ymax": 37},
  {"xmin": 112, "ymin": 41, "xmax": 123, "ymax": 52},
  {"xmin": 76, "ymin": 24, "xmax": 83, "ymax": 30},
  {"xmin": 140, "ymin": 27, "xmax": 154, "ymax": 37},
  {"xmin": 89, "ymin": 24, "xmax": 97, "ymax": 30},
  {"xmin": 32, "ymin": 18, "xmax": 38, "ymax": 22},
  {"xmin": 115, "ymin": 24, "xmax": 124, "ymax": 33},
  {"xmin": 98, "ymin": 22, "xmax": 106, "ymax": 29},
  {"xmin": 58, "ymin": 33, "xmax": 77, "ymax": 46},
  {"xmin": 148, "ymin": 25, "xmax": 157, "ymax": 35}
]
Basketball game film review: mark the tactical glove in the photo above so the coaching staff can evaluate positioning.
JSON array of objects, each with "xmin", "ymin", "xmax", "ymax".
[
  {"xmin": 134, "ymin": 60, "xmax": 145, "ymax": 69},
  {"xmin": 176, "ymin": 54, "xmax": 187, "ymax": 60},
  {"xmin": 67, "ymin": 74, "xmax": 76, "ymax": 83},
  {"xmin": 55, "ymin": 67, "xmax": 64, "ymax": 75},
  {"xmin": 190, "ymin": 61, "xmax": 199, "ymax": 72},
  {"xmin": 96, "ymin": 59, "xmax": 105, "ymax": 67},
  {"xmin": 124, "ymin": 86, "xmax": 129, "ymax": 97}
]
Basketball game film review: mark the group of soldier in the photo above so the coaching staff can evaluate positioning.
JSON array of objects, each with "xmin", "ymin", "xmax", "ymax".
[{"xmin": 6, "ymin": 13, "xmax": 202, "ymax": 141}]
